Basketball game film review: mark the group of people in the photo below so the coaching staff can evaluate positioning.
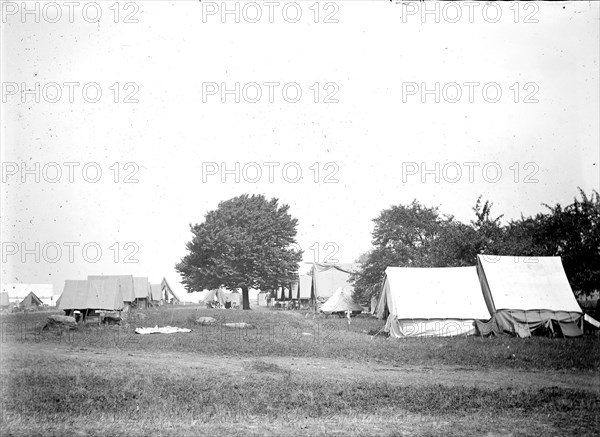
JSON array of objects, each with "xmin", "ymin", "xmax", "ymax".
[
  {"xmin": 207, "ymin": 298, "xmax": 236, "ymax": 309},
  {"xmin": 265, "ymin": 293, "xmax": 307, "ymax": 310}
]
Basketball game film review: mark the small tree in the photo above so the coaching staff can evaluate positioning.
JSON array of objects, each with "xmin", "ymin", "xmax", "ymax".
[{"xmin": 175, "ymin": 194, "xmax": 303, "ymax": 309}]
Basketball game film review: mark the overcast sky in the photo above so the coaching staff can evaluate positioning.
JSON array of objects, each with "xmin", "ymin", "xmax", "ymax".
[{"xmin": 1, "ymin": 1, "xmax": 598, "ymax": 299}]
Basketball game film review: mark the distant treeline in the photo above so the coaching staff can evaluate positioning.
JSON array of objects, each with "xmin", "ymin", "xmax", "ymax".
[{"xmin": 351, "ymin": 188, "xmax": 600, "ymax": 303}]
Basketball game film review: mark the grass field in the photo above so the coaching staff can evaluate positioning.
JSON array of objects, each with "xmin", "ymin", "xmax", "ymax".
[{"xmin": 1, "ymin": 306, "xmax": 599, "ymax": 436}]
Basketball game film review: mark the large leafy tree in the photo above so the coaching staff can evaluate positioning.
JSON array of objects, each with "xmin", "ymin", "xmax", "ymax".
[
  {"xmin": 503, "ymin": 189, "xmax": 600, "ymax": 296},
  {"xmin": 175, "ymin": 194, "xmax": 303, "ymax": 309},
  {"xmin": 351, "ymin": 200, "xmax": 450, "ymax": 304},
  {"xmin": 352, "ymin": 189, "xmax": 599, "ymax": 304}
]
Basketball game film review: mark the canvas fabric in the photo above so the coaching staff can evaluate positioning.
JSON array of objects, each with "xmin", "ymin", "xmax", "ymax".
[
  {"xmin": 320, "ymin": 288, "xmax": 363, "ymax": 313},
  {"xmin": 312, "ymin": 263, "xmax": 358, "ymax": 302},
  {"xmin": 385, "ymin": 317, "xmax": 478, "ymax": 337},
  {"xmin": 475, "ymin": 310, "xmax": 583, "ymax": 338}
]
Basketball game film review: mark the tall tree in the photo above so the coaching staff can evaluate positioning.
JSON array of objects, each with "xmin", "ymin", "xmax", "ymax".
[
  {"xmin": 504, "ymin": 188, "xmax": 600, "ymax": 296},
  {"xmin": 352, "ymin": 198, "xmax": 503, "ymax": 303},
  {"xmin": 351, "ymin": 200, "xmax": 446, "ymax": 304},
  {"xmin": 175, "ymin": 194, "xmax": 303, "ymax": 309}
]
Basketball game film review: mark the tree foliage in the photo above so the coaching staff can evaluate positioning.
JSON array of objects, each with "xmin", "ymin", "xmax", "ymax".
[
  {"xmin": 352, "ymin": 189, "xmax": 600, "ymax": 304},
  {"xmin": 175, "ymin": 194, "xmax": 302, "ymax": 309}
]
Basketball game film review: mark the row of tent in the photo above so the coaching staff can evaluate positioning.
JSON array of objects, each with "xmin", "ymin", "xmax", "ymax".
[
  {"xmin": 375, "ymin": 255, "xmax": 600, "ymax": 338},
  {"xmin": 57, "ymin": 276, "xmax": 180, "ymax": 312},
  {"xmin": 272, "ymin": 263, "xmax": 360, "ymax": 303},
  {"xmin": 1, "ymin": 284, "xmax": 60, "ymax": 310},
  {"xmin": 1, "ymin": 290, "xmax": 45, "ymax": 311}
]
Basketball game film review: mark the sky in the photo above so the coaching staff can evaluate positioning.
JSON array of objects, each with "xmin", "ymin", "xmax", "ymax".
[{"xmin": 1, "ymin": 1, "xmax": 599, "ymax": 299}]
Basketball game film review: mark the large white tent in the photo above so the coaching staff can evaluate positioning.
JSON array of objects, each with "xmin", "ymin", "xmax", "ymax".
[
  {"xmin": 58, "ymin": 278, "xmax": 125, "ymax": 312},
  {"xmin": 475, "ymin": 255, "xmax": 588, "ymax": 337},
  {"xmin": 376, "ymin": 266, "xmax": 490, "ymax": 337}
]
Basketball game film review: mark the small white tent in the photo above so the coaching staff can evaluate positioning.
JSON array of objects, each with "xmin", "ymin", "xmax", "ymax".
[
  {"xmin": 320, "ymin": 288, "xmax": 363, "ymax": 314},
  {"xmin": 475, "ymin": 255, "xmax": 588, "ymax": 337},
  {"xmin": 1, "ymin": 284, "xmax": 58, "ymax": 306},
  {"xmin": 377, "ymin": 266, "xmax": 490, "ymax": 338}
]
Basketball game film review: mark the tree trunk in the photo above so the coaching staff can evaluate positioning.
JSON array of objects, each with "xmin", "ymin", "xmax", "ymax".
[{"xmin": 242, "ymin": 286, "xmax": 250, "ymax": 310}]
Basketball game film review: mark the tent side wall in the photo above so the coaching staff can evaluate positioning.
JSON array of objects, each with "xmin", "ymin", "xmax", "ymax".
[
  {"xmin": 298, "ymin": 276, "xmax": 312, "ymax": 300},
  {"xmin": 386, "ymin": 318, "xmax": 479, "ymax": 337},
  {"xmin": 475, "ymin": 310, "xmax": 583, "ymax": 338}
]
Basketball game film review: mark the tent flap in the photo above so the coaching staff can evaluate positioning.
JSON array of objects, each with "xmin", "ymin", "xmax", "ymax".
[
  {"xmin": 312, "ymin": 263, "xmax": 358, "ymax": 302},
  {"xmin": 475, "ymin": 310, "xmax": 583, "ymax": 338}
]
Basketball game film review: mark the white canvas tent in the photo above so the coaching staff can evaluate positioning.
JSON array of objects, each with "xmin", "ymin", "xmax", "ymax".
[
  {"xmin": 320, "ymin": 288, "xmax": 363, "ymax": 314},
  {"xmin": 19, "ymin": 291, "xmax": 44, "ymax": 309},
  {"xmin": 257, "ymin": 292, "xmax": 269, "ymax": 306},
  {"xmin": 58, "ymin": 278, "xmax": 125, "ymax": 312},
  {"xmin": 376, "ymin": 266, "xmax": 490, "ymax": 338},
  {"xmin": 133, "ymin": 277, "xmax": 151, "ymax": 308},
  {"xmin": 276, "ymin": 286, "xmax": 292, "ymax": 301},
  {"xmin": 296, "ymin": 275, "xmax": 312, "ymax": 300},
  {"xmin": 150, "ymin": 284, "xmax": 162, "ymax": 302},
  {"xmin": 1, "ymin": 292, "xmax": 11, "ymax": 309},
  {"xmin": 311, "ymin": 263, "xmax": 358, "ymax": 303},
  {"xmin": 88, "ymin": 275, "xmax": 135, "ymax": 304},
  {"xmin": 202, "ymin": 288, "xmax": 228, "ymax": 306},
  {"xmin": 225, "ymin": 291, "xmax": 242, "ymax": 306},
  {"xmin": 1, "ymin": 284, "xmax": 58, "ymax": 306},
  {"xmin": 161, "ymin": 278, "xmax": 180, "ymax": 303},
  {"xmin": 150, "ymin": 278, "xmax": 180, "ymax": 304},
  {"xmin": 475, "ymin": 255, "xmax": 589, "ymax": 337}
]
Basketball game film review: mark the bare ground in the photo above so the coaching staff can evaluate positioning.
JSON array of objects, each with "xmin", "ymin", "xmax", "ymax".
[{"xmin": 4, "ymin": 342, "xmax": 599, "ymax": 393}]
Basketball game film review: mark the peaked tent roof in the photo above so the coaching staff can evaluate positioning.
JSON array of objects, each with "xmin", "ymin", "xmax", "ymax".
[
  {"xmin": 312, "ymin": 263, "xmax": 359, "ymax": 301},
  {"xmin": 1, "ymin": 283, "xmax": 57, "ymax": 305},
  {"xmin": 377, "ymin": 266, "xmax": 490, "ymax": 320},
  {"xmin": 88, "ymin": 275, "xmax": 135, "ymax": 302},
  {"xmin": 161, "ymin": 278, "xmax": 180, "ymax": 303},
  {"xmin": 133, "ymin": 277, "xmax": 151, "ymax": 299},
  {"xmin": 202, "ymin": 288, "xmax": 227, "ymax": 305},
  {"xmin": 476, "ymin": 255, "xmax": 582, "ymax": 313},
  {"xmin": 58, "ymin": 280, "xmax": 90, "ymax": 310},
  {"xmin": 0, "ymin": 292, "xmax": 10, "ymax": 307},
  {"xmin": 320, "ymin": 288, "xmax": 363, "ymax": 313},
  {"xmin": 20, "ymin": 291, "xmax": 44, "ymax": 307}
]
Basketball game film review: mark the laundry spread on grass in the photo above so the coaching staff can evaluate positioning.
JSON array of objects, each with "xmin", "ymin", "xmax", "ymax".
[{"xmin": 135, "ymin": 325, "xmax": 192, "ymax": 335}]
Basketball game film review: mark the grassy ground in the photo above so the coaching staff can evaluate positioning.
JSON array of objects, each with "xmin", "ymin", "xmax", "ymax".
[{"xmin": 1, "ymin": 306, "xmax": 599, "ymax": 436}]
